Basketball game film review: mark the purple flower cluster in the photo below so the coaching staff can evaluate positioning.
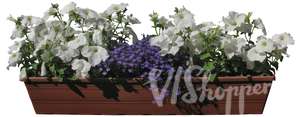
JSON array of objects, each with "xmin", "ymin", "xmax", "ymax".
[{"xmin": 97, "ymin": 36, "xmax": 172, "ymax": 78}]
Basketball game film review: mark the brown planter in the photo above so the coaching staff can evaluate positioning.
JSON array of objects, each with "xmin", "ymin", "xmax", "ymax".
[{"xmin": 24, "ymin": 76, "xmax": 274, "ymax": 115}]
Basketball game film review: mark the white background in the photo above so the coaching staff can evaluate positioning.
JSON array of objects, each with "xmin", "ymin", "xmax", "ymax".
[{"xmin": 0, "ymin": 0, "xmax": 299, "ymax": 116}]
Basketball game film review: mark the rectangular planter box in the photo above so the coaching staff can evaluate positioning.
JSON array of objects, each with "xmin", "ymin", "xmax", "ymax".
[{"xmin": 25, "ymin": 76, "xmax": 274, "ymax": 115}]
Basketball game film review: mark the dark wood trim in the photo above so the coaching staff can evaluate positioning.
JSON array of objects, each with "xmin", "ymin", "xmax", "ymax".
[{"xmin": 25, "ymin": 76, "xmax": 275, "ymax": 83}]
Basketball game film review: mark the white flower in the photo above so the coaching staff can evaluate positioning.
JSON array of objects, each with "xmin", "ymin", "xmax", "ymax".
[
  {"xmin": 8, "ymin": 52, "xmax": 21, "ymax": 68},
  {"xmin": 150, "ymin": 33, "xmax": 170, "ymax": 54},
  {"xmin": 67, "ymin": 33, "xmax": 88, "ymax": 49},
  {"xmin": 198, "ymin": 22, "xmax": 216, "ymax": 32},
  {"xmin": 81, "ymin": 46, "xmax": 109, "ymax": 66},
  {"xmin": 28, "ymin": 24, "xmax": 48, "ymax": 43},
  {"xmin": 253, "ymin": 18, "xmax": 267, "ymax": 35},
  {"xmin": 54, "ymin": 45, "xmax": 79, "ymax": 62},
  {"xmin": 92, "ymin": 30, "xmax": 103, "ymax": 45},
  {"xmin": 45, "ymin": 21, "xmax": 65, "ymax": 34},
  {"xmin": 20, "ymin": 68, "xmax": 27, "ymax": 81},
  {"xmin": 104, "ymin": 3, "xmax": 128, "ymax": 15},
  {"xmin": 150, "ymin": 27, "xmax": 173, "ymax": 47},
  {"xmin": 170, "ymin": 7, "xmax": 195, "ymax": 30},
  {"xmin": 127, "ymin": 15, "xmax": 141, "ymax": 24},
  {"xmin": 168, "ymin": 36, "xmax": 184, "ymax": 55},
  {"xmin": 150, "ymin": 27, "xmax": 184, "ymax": 55},
  {"xmin": 61, "ymin": 2, "xmax": 77, "ymax": 14},
  {"xmin": 158, "ymin": 16, "xmax": 173, "ymax": 28},
  {"xmin": 221, "ymin": 39, "xmax": 237, "ymax": 58},
  {"xmin": 221, "ymin": 36, "xmax": 246, "ymax": 59},
  {"xmin": 43, "ymin": 7, "xmax": 57, "ymax": 20},
  {"xmin": 10, "ymin": 28, "xmax": 24, "ymax": 39},
  {"xmin": 236, "ymin": 38, "xmax": 247, "ymax": 52},
  {"xmin": 72, "ymin": 59, "xmax": 91, "ymax": 78},
  {"xmin": 272, "ymin": 32, "xmax": 294, "ymax": 49},
  {"xmin": 222, "ymin": 11, "xmax": 246, "ymax": 31},
  {"xmin": 41, "ymin": 62, "xmax": 47, "ymax": 76},
  {"xmin": 33, "ymin": 39, "xmax": 50, "ymax": 55},
  {"xmin": 77, "ymin": 8, "xmax": 99, "ymax": 19},
  {"xmin": 8, "ymin": 41, "xmax": 24, "ymax": 54},
  {"xmin": 21, "ymin": 16, "xmax": 43, "ymax": 26},
  {"xmin": 247, "ymin": 47, "xmax": 266, "ymax": 62},
  {"xmin": 7, "ymin": 15, "xmax": 17, "ymax": 22},
  {"xmin": 190, "ymin": 31, "xmax": 203, "ymax": 54},
  {"xmin": 256, "ymin": 38, "xmax": 274, "ymax": 53}
]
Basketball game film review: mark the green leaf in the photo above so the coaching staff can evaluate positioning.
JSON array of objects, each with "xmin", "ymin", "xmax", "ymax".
[
  {"xmin": 68, "ymin": 75, "xmax": 77, "ymax": 81},
  {"xmin": 280, "ymin": 55, "xmax": 284, "ymax": 62},
  {"xmin": 245, "ymin": 12, "xmax": 252, "ymax": 24},
  {"xmin": 58, "ymin": 68, "xmax": 65, "ymax": 75},
  {"xmin": 49, "ymin": 65, "xmax": 56, "ymax": 73},
  {"xmin": 271, "ymin": 61, "xmax": 279, "ymax": 70},
  {"xmin": 200, "ymin": 53, "xmax": 211, "ymax": 60},
  {"xmin": 208, "ymin": 74, "xmax": 217, "ymax": 82},
  {"xmin": 127, "ymin": 27, "xmax": 138, "ymax": 43},
  {"xmin": 204, "ymin": 62, "xmax": 215, "ymax": 71}
]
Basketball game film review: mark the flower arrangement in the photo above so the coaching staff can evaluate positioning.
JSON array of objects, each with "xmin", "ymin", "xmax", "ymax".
[
  {"xmin": 8, "ymin": 2, "xmax": 294, "ymax": 82},
  {"xmin": 148, "ymin": 8, "xmax": 294, "ymax": 80},
  {"xmin": 7, "ymin": 2, "xmax": 140, "ymax": 81}
]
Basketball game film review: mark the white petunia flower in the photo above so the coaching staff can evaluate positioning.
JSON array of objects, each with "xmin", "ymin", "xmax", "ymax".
[
  {"xmin": 8, "ymin": 52, "xmax": 21, "ymax": 69},
  {"xmin": 198, "ymin": 22, "xmax": 216, "ymax": 32},
  {"xmin": 61, "ymin": 2, "xmax": 77, "ymax": 14},
  {"xmin": 236, "ymin": 38, "xmax": 247, "ymax": 52},
  {"xmin": 253, "ymin": 18, "xmax": 267, "ymax": 35},
  {"xmin": 190, "ymin": 30, "xmax": 200, "ymax": 40},
  {"xmin": 81, "ymin": 46, "xmax": 109, "ymax": 66},
  {"xmin": 21, "ymin": 16, "xmax": 43, "ymax": 26},
  {"xmin": 272, "ymin": 32, "xmax": 294, "ymax": 49},
  {"xmin": 67, "ymin": 33, "xmax": 88, "ymax": 49},
  {"xmin": 150, "ymin": 27, "xmax": 173, "ymax": 47},
  {"xmin": 257, "ymin": 35, "xmax": 267, "ymax": 41},
  {"xmin": 256, "ymin": 38, "xmax": 274, "ymax": 53},
  {"xmin": 150, "ymin": 33, "xmax": 170, "ymax": 55},
  {"xmin": 77, "ymin": 8, "xmax": 99, "ymax": 19},
  {"xmin": 221, "ymin": 37, "xmax": 237, "ymax": 58},
  {"xmin": 46, "ymin": 21, "xmax": 65, "ymax": 33},
  {"xmin": 222, "ymin": 11, "xmax": 246, "ymax": 32},
  {"xmin": 43, "ymin": 7, "xmax": 57, "ymax": 20},
  {"xmin": 20, "ymin": 68, "xmax": 27, "ymax": 81},
  {"xmin": 54, "ymin": 45, "xmax": 79, "ymax": 62},
  {"xmin": 41, "ymin": 62, "xmax": 47, "ymax": 76},
  {"xmin": 10, "ymin": 28, "xmax": 24, "ymax": 40},
  {"xmin": 72, "ymin": 59, "xmax": 91, "ymax": 78},
  {"xmin": 221, "ymin": 36, "xmax": 246, "ymax": 59},
  {"xmin": 92, "ymin": 30, "xmax": 103, "ymax": 45},
  {"xmin": 150, "ymin": 27, "xmax": 184, "ymax": 56},
  {"xmin": 168, "ymin": 46, "xmax": 180, "ymax": 55},
  {"xmin": 127, "ymin": 15, "xmax": 141, "ymax": 24},
  {"xmin": 7, "ymin": 15, "xmax": 17, "ymax": 22},
  {"xmin": 190, "ymin": 31, "xmax": 204, "ymax": 54},
  {"xmin": 247, "ymin": 47, "xmax": 266, "ymax": 62},
  {"xmin": 167, "ymin": 36, "xmax": 184, "ymax": 55},
  {"xmin": 158, "ymin": 16, "xmax": 173, "ymax": 28},
  {"xmin": 170, "ymin": 7, "xmax": 195, "ymax": 30},
  {"xmin": 104, "ymin": 3, "xmax": 128, "ymax": 16},
  {"xmin": 28, "ymin": 24, "xmax": 48, "ymax": 43},
  {"xmin": 8, "ymin": 41, "xmax": 24, "ymax": 54},
  {"xmin": 33, "ymin": 38, "xmax": 50, "ymax": 56}
]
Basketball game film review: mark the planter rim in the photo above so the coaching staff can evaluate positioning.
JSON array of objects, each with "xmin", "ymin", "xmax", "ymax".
[{"xmin": 24, "ymin": 76, "xmax": 275, "ymax": 83}]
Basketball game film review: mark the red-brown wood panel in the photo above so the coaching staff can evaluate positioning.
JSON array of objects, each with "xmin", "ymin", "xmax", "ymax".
[{"xmin": 25, "ymin": 76, "xmax": 274, "ymax": 115}]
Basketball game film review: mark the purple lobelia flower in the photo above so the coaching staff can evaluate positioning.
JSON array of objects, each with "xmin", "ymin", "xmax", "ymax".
[{"xmin": 96, "ymin": 35, "xmax": 172, "ymax": 78}]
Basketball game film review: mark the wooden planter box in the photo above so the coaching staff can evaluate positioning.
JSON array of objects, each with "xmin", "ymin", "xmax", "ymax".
[{"xmin": 24, "ymin": 76, "xmax": 274, "ymax": 115}]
